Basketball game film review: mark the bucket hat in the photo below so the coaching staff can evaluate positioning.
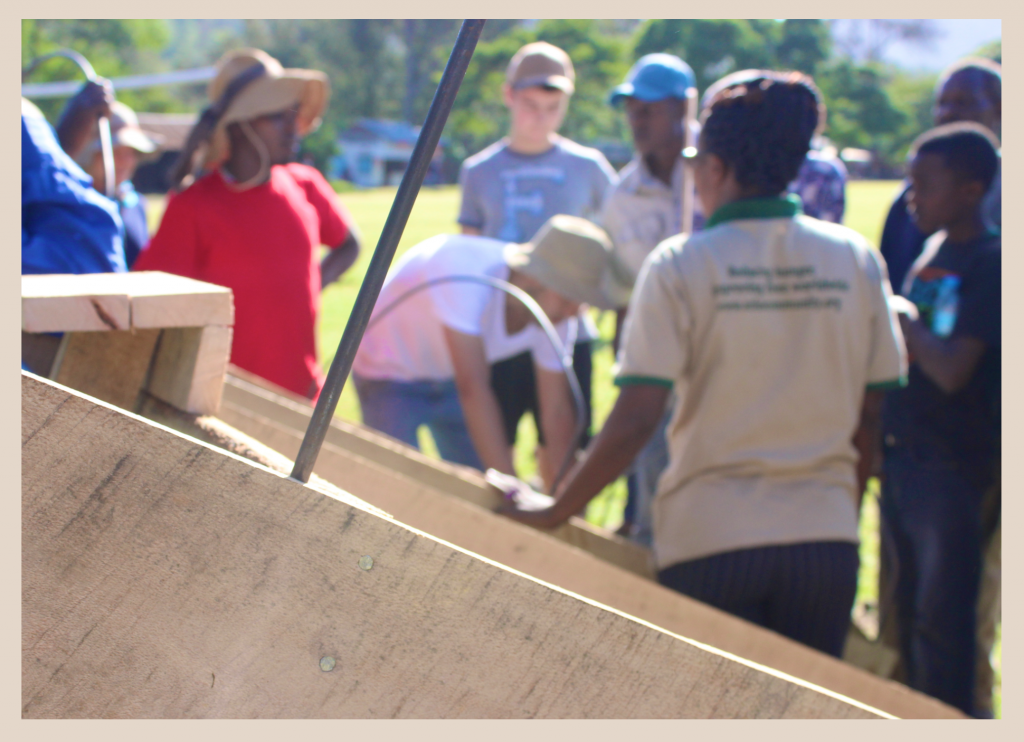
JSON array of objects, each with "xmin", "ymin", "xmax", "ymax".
[{"xmin": 504, "ymin": 215, "xmax": 633, "ymax": 310}]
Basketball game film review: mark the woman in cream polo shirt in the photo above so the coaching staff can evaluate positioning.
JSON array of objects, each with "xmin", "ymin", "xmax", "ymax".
[{"xmin": 502, "ymin": 71, "xmax": 907, "ymax": 657}]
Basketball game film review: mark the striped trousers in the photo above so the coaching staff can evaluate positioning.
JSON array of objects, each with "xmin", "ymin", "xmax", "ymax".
[{"xmin": 658, "ymin": 541, "xmax": 860, "ymax": 658}]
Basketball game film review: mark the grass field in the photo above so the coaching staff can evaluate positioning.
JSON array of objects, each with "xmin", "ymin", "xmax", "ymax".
[{"xmin": 146, "ymin": 178, "xmax": 999, "ymax": 716}]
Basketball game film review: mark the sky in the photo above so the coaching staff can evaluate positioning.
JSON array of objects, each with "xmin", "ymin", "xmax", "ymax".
[{"xmin": 832, "ymin": 19, "xmax": 1001, "ymax": 71}]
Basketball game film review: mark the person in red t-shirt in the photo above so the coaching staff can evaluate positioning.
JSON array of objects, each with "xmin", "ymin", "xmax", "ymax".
[{"xmin": 134, "ymin": 49, "xmax": 360, "ymax": 399}]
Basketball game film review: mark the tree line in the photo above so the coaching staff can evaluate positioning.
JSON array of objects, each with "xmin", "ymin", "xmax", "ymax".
[{"xmin": 22, "ymin": 19, "xmax": 1001, "ymax": 178}]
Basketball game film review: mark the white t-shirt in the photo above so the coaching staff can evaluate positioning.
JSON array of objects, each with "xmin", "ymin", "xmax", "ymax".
[{"xmin": 352, "ymin": 234, "xmax": 574, "ymax": 382}]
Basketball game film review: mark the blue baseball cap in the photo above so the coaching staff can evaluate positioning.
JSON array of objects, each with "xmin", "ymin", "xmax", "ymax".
[{"xmin": 609, "ymin": 54, "xmax": 696, "ymax": 106}]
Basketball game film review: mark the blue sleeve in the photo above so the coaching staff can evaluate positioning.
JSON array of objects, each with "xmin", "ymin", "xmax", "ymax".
[{"xmin": 21, "ymin": 113, "xmax": 126, "ymax": 275}]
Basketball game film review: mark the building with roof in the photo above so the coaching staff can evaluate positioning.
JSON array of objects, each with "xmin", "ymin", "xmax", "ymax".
[{"xmin": 333, "ymin": 118, "xmax": 445, "ymax": 187}]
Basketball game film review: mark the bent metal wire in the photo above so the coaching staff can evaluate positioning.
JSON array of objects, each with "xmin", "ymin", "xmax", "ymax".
[
  {"xmin": 22, "ymin": 49, "xmax": 116, "ymax": 200},
  {"xmin": 363, "ymin": 274, "xmax": 587, "ymax": 496},
  {"xmin": 290, "ymin": 19, "xmax": 486, "ymax": 483}
]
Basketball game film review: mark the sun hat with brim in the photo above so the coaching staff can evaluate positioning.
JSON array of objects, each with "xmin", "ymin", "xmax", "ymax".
[
  {"xmin": 73, "ymin": 101, "xmax": 162, "ymax": 169},
  {"xmin": 504, "ymin": 215, "xmax": 633, "ymax": 311},
  {"xmin": 203, "ymin": 48, "xmax": 329, "ymax": 167},
  {"xmin": 609, "ymin": 54, "xmax": 696, "ymax": 106},
  {"xmin": 507, "ymin": 42, "xmax": 576, "ymax": 95}
]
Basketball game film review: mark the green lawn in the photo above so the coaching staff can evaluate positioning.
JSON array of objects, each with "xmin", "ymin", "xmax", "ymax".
[{"xmin": 146, "ymin": 177, "xmax": 999, "ymax": 716}]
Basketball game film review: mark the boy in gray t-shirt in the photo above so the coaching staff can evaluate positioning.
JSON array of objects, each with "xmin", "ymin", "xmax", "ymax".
[
  {"xmin": 459, "ymin": 138, "xmax": 617, "ymax": 243},
  {"xmin": 457, "ymin": 41, "xmax": 618, "ymax": 484}
]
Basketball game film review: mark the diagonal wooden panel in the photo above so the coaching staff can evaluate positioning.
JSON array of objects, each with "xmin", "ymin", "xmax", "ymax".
[
  {"xmin": 22, "ymin": 372, "xmax": 884, "ymax": 719},
  {"xmin": 216, "ymin": 370, "xmax": 963, "ymax": 720},
  {"xmin": 222, "ymin": 369, "xmax": 655, "ymax": 579}
]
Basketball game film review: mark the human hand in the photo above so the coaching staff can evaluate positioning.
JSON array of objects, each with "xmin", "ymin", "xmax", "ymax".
[
  {"xmin": 496, "ymin": 500, "xmax": 567, "ymax": 529},
  {"xmin": 57, "ymin": 79, "xmax": 115, "ymax": 157},
  {"xmin": 71, "ymin": 79, "xmax": 115, "ymax": 118},
  {"xmin": 486, "ymin": 468, "xmax": 567, "ymax": 529}
]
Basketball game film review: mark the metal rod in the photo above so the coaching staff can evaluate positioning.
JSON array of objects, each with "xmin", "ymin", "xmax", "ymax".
[
  {"xmin": 23, "ymin": 49, "xmax": 116, "ymax": 200},
  {"xmin": 363, "ymin": 274, "xmax": 586, "ymax": 494},
  {"xmin": 290, "ymin": 19, "xmax": 485, "ymax": 483}
]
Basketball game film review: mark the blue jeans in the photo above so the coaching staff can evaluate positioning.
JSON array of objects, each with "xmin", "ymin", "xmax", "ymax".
[
  {"xmin": 353, "ymin": 375, "xmax": 483, "ymax": 470},
  {"xmin": 881, "ymin": 443, "xmax": 990, "ymax": 716}
]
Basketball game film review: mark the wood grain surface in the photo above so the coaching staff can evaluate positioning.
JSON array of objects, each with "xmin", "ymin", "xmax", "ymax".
[{"xmin": 22, "ymin": 373, "xmax": 885, "ymax": 719}]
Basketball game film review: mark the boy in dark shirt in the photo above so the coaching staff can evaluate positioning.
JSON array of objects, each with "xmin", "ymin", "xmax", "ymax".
[{"xmin": 881, "ymin": 122, "xmax": 1001, "ymax": 717}]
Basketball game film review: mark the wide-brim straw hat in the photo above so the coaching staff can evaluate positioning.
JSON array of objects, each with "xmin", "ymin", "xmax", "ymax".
[
  {"xmin": 504, "ymin": 215, "xmax": 633, "ymax": 311},
  {"xmin": 204, "ymin": 48, "xmax": 329, "ymax": 167}
]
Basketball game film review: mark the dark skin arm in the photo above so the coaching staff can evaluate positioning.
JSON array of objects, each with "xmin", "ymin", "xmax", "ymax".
[
  {"xmin": 56, "ymin": 79, "xmax": 114, "ymax": 159},
  {"xmin": 852, "ymin": 390, "xmax": 884, "ymax": 509},
  {"xmin": 499, "ymin": 383, "xmax": 670, "ymax": 528},
  {"xmin": 899, "ymin": 314, "xmax": 987, "ymax": 394},
  {"xmin": 321, "ymin": 231, "xmax": 361, "ymax": 290}
]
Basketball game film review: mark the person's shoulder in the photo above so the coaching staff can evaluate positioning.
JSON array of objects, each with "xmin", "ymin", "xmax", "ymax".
[
  {"xmin": 795, "ymin": 215, "xmax": 870, "ymax": 251},
  {"xmin": 607, "ymin": 158, "xmax": 642, "ymax": 194},
  {"xmin": 553, "ymin": 136, "xmax": 611, "ymax": 165},
  {"xmin": 282, "ymin": 162, "xmax": 331, "ymax": 187},
  {"xmin": 461, "ymin": 140, "xmax": 510, "ymax": 170},
  {"xmin": 806, "ymin": 150, "xmax": 847, "ymax": 178}
]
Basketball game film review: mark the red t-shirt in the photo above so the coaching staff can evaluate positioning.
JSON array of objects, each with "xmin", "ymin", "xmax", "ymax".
[{"xmin": 134, "ymin": 163, "xmax": 351, "ymax": 398}]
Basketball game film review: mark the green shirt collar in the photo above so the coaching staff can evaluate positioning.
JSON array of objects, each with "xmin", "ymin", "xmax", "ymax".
[{"xmin": 705, "ymin": 194, "xmax": 803, "ymax": 229}]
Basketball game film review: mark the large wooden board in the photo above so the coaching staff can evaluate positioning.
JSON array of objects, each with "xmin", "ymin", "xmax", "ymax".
[
  {"xmin": 217, "ymin": 369, "xmax": 962, "ymax": 720},
  {"xmin": 222, "ymin": 370, "xmax": 655, "ymax": 579},
  {"xmin": 22, "ymin": 373, "xmax": 883, "ymax": 719}
]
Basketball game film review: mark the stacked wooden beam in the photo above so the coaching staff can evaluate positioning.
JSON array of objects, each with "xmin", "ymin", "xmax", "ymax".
[{"xmin": 21, "ymin": 272, "xmax": 233, "ymax": 414}]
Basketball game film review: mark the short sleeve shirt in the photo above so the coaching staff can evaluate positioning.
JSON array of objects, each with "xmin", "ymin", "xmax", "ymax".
[
  {"xmin": 617, "ymin": 197, "xmax": 907, "ymax": 568},
  {"xmin": 601, "ymin": 155, "xmax": 705, "ymax": 285},
  {"xmin": 882, "ymin": 233, "xmax": 1001, "ymax": 468},
  {"xmin": 352, "ymin": 234, "xmax": 573, "ymax": 382},
  {"xmin": 133, "ymin": 163, "xmax": 352, "ymax": 398},
  {"xmin": 458, "ymin": 137, "xmax": 618, "ymax": 243},
  {"xmin": 787, "ymin": 151, "xmax": 847, "ymax": 224}
]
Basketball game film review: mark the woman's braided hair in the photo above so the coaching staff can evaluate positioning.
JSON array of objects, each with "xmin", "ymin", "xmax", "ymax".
[{"xmin": 700, "ymin": 71, "xmax": 821, "ymax": 196}]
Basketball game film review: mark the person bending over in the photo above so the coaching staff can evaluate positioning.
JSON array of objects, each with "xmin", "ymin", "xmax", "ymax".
[{"xmin": 353, "ymin": 216, "xmax": 630, "ymax": 492}]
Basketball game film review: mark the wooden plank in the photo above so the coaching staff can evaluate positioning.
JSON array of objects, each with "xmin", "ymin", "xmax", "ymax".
[
  {"xmin": 222, "ymin": 371, "xmax": 655, "ymax": 579},
  {"xmin": 52, "ymin": 329, "xmax": 160, "ymax": 411},
  {"xmin": 22, "ymin": 274, "xmax": 131, "ymax": 332},
  {"xmin": 124, "ymin": 271, "xmax": 233, "ymax": 329},
  {"xmin": 21, "ymin": 331, "xmax": 63, "ymax": 377},
  {"xmin": 21, "ymin": 272, "xmax": 232, "ymax": 333},
  {"xmin": 22, "ymin": 372, "xmax": 884, "ymax": 719},
  {"xmin": 147, "ymin": 325, "xmax": 233, "ymax": 415},
  {"xmin": 215, "ymin": 399, "xmax": 962, "ymax": 720}
]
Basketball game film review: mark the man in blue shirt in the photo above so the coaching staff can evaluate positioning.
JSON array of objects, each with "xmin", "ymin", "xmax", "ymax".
[{"xmin": 22, "ymin": 97, "xmax": 125, "ymax": 275}]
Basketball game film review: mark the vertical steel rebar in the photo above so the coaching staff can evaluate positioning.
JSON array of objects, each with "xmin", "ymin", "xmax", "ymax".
[{"xmin": 290, "ymin": 19, "xmax": 485, "ymax": 483}]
